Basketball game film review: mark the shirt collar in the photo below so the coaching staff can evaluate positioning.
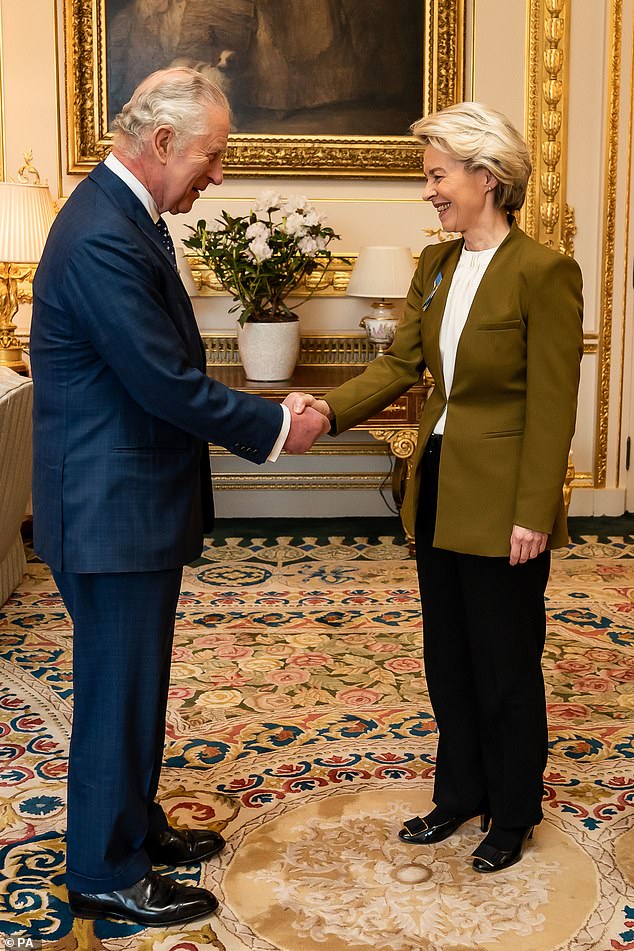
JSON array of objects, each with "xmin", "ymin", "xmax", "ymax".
[{"xmin": 104, "ymin": 152, "xmax": 160, "ymax": 223}]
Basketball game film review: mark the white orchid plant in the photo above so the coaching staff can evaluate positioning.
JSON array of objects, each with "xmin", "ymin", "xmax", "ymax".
[{"xmin": 183, "ymin": 190, "xmax": 342, "ymax": 326}]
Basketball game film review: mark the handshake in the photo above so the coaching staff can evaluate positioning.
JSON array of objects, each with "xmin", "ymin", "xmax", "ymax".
[{"xmin": 281, "ymin": 392, "xmax": 333, "ymax": 454}]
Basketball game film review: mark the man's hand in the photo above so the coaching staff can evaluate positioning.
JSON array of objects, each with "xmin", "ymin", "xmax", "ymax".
[
  {"xmin": 282, "ymin": 401, "xmax": 330, "ymax": 454},
  {"xmin": 284, "ymin": 391, "xmax": 333, "ymax": 419},
  {"xmin": 509, "ymin": 524, "xmax": 548, "ymax": 565}
]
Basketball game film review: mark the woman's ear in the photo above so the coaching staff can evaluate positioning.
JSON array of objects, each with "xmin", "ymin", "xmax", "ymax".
[{"xmin": 483, "ymin": 170, "xmax": 499, "ymax": 193}]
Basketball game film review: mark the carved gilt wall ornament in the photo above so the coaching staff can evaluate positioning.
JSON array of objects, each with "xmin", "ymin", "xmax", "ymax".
[
  {"xmin": 524, "ymin": 0, "xmax": 572, "ymax": 254},
  {"xmin": 188, "ymin": 255, "xmax": 356, "ymax": 298},
  {"xmin": 64, "ymin": 0, "xmax": 465, "ymax": 177}
]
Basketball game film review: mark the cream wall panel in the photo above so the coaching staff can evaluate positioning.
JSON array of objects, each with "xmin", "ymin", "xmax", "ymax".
[
  {"xmin": 573, "ymin": 354, "xmax": 598, "ymax": 476},
  {"xmin": 171, "ymin": 195, "xmax": 433, "ymax": 259},
  {"xmin": 0, "ymin": 0, "xmax": 58, "ymax": 190},
  {"xmin": 567, "ymin": 0, "xmax": 608, "ymax": 340},
  {"xmin": 471, "ymin": 0, "xmax": 527, "ymax": 129}
]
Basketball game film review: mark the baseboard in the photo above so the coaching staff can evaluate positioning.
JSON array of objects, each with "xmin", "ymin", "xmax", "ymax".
[{"xmin": 568, "ymin": 487, "xmax": 626, "ymax": 517}]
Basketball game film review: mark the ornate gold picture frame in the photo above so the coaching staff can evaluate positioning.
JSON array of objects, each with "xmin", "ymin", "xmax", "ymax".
[{"xmin": 63, "ymin": 0, "xmax": 465, "ymax": 177}]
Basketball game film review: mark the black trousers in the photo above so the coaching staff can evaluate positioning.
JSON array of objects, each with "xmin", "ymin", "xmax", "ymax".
[
  {"xmin": 415, "ymin": 436, "xmax": 550, "ymax": 828},
  {"xmin": 53, "ymin": 567, "xmax": 183, "ymax": 892}
]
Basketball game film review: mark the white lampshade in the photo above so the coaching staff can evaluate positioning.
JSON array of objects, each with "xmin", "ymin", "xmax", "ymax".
[
  {"xmin": 347, "ymin": 245, "xmax": 415, "ymax": 299},
  {"xmin": 0, "ymin": 180, "xmax": 56, "ymax": 262}
]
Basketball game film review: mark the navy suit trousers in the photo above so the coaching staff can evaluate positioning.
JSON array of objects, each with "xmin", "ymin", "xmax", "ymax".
[{"xmin": 54, "ymin": 567, "xmax": 183, "ymax": 892}]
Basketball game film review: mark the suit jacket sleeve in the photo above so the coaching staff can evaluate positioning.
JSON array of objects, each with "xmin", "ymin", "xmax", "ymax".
[
  {"xmin": 327, "ymin": 252, "xmax": 428, "ymax": 432},
  {"xmin": 513, "ymin": 254, "xmax": 583, "ymax": 533},
  {"xmin": 62, "ymin": 232, "xmax": 283, "ymax": 464}
]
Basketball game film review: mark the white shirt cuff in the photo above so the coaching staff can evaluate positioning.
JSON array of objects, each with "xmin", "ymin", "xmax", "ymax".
[{"xmin": 267, "ymin": 404, "xmax": 291, "ymax": 462}]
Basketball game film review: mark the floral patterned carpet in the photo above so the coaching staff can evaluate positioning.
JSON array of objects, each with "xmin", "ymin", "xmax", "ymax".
[{"xmin": 0, "ymin": 520, "xmax": 633, "ymax": 950}]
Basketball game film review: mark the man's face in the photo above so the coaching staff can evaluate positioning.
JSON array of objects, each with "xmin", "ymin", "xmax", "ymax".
[{"xmin": 160, "ymin": 105, "xmax": 230, "ymax": 214}]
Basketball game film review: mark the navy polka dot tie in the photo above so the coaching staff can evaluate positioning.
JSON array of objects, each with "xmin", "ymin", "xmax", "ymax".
[{"xmin": 156, "ymin": 216, "xmax": 177, "ymax": 268}]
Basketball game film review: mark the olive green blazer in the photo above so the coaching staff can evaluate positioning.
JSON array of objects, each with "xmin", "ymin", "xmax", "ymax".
[{"xmin": 328, "ymin": 222, "xmax": 584, "ymax": 556}]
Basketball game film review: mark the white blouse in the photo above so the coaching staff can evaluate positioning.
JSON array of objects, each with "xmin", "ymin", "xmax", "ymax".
[{"xmin": 433, "ymin": 243, "xmax": 501, "ymax": 435}]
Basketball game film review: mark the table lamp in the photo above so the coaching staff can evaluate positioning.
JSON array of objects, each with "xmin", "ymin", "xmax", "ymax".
[
  {"xmin": 0, "ymin": 155, "xmax": 57, "ymax": 372},
  {"xmin": 347, "ymin": 245, "xmax": 415, "ymax": 355}
]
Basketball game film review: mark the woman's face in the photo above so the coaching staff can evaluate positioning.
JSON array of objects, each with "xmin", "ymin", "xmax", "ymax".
[{"xmin": 422, "ymin": 145, "xmax": 492, "ymax": 236}]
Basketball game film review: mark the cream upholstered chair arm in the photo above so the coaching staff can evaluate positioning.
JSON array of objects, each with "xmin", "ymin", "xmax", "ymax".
[{"xmin": 0, "ymin": 367, "xmax": 33, "ymax": 606}]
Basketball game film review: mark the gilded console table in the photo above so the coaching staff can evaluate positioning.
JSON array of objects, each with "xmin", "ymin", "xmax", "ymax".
[{"xmin": 205, "ymin": 333, "xmax": 431, "ymax": 510}]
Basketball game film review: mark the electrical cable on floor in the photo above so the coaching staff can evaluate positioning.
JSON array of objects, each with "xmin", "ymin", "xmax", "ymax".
[{"xmin": 380, "ymin": 453, "xmax": 399, "ymax": 515}]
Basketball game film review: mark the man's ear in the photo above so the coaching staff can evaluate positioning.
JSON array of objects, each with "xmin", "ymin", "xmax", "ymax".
[{"xmin": 153, "ymin": 126, "xmax": 175, "ymax": 166}]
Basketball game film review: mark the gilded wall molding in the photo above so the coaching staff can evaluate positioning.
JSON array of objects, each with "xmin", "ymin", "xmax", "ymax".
[
  {"xmin": 209, "ymin": 442, "xmax": 389, "ymax": 458},
  {"xmin": 615, "ymin": 23, "xmax": 634, "ymax": 486},
  {"xmin": 213, "ymin": 473, "xmax": 388, "ymax": 492},
  {"xmin": 524, "ymin": 0, "xmax": 573, "ymax": 255},
  {"xmin": 424, "ymin": 0, "xmax": 465, "ymax": 117},
  {"xmin": 595, "ymin": 0, "xmax": 623, "ymax": 488},
  {"xmin": 189, "ymin": 254, "xmax": 356, "ymax": 298}
]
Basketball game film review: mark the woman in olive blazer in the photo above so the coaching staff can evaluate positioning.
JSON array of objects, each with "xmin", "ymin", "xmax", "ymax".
[{"xmin": 293, "ymin": 102, "xmax": 583, "ymax": 873}]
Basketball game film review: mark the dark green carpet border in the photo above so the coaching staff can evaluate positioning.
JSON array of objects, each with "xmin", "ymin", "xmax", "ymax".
[
  {"xmin": 209, "ymin": 514, "xmax": 634, "ymax": 544},
  {"xmin": 208, "ymin": 516, "xmax": 405, "ymax": 544},
  {"xmin": 567, "ymin": 514, "xmax": 634, "ymax": 542}
]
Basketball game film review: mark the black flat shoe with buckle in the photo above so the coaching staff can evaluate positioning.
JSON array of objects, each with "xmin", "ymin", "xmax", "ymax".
[
  {"xmin": 472, "ymin": 825, "xmax": 534, "ymax": 873},
  {"xmin": 399, "ymin": 808, "xmax": 491, "ymax": 845}
]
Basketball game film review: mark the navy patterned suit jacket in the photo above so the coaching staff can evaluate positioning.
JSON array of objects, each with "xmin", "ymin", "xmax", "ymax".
[{"xmin": 31, "ymin": 162, "xmax": 283, "ymax": 573}]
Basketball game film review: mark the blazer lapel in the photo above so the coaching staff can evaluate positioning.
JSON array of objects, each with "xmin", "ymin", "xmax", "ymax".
[
  {"xmin": 89, "ymin": 163, "xmax": 178, "ymax": 272},
  {"xmin": 420, "ymin": 241, "xmax": 462, "ymax": 400},
  {"xmin": 89, "ymin": 163, "xmax": 206, "ymax": 371}
]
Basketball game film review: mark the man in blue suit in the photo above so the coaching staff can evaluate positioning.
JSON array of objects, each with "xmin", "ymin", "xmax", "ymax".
[{"xmin": 30, "ymin": 67, "xmax": 328, "ymax": 928}]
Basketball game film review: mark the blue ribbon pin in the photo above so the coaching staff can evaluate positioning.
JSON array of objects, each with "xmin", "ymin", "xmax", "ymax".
[{"xmin": 422, "ymin": 271, "xmax": 443, "ymax": 311}]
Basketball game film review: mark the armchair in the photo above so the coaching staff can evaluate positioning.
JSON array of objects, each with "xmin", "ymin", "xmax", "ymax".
[{"xmin": 0, "ymin": 367, "xmax": 33, "ymax": 606}]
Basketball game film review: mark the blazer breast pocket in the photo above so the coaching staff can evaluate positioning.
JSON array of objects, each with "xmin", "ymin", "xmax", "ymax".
[
  {"xmin": 476, "ymin": 319, "xmax": 522, "ymax": 332},
  {"xmin": 482, "ymin": 429, "xmax": 523, "ymax": 439}
]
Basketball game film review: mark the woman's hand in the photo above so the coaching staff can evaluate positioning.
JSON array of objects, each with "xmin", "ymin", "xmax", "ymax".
[{"xmin": 509, "ymin": 524, "xmax": 548, "ymax": 565}]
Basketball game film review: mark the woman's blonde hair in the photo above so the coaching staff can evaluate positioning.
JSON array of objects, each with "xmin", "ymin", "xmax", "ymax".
[{"xmin": 410, "ymin": 102, "xmax": 532, "ymax": 213}]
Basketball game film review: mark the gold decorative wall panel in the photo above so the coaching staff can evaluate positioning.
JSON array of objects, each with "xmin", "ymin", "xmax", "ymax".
[
  {"xmin": 595, "ymin": 0, "xmax": 623, "ymax": 488},
  {"xmin": 524, "ymin": 0, "xmax": 573, "ymax": 255},
  {"xmin": 615, "ymin": 21, "xmax": 634, "ymax": 486}
]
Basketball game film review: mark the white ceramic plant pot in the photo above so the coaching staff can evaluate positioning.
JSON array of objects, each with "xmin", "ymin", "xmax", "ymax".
[{"xmin": 236, "ymin": 318, "xmax": 301, "ymax": 382}]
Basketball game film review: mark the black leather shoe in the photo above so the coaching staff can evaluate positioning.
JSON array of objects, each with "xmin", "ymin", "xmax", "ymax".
[
  {"xmin": 145, "ymin": 827, "xmax": 225, "ymax": 866},
  {"xmin": 68, "ymin": 870, "xmax": 218, "ymax": 926},
  {"xmin": 399, "ymin": 808, "xmax": 490, "ymax": 845},
  {"xmin": 472, "ymin": 825, "xmax": 534, "ymax": 873}
]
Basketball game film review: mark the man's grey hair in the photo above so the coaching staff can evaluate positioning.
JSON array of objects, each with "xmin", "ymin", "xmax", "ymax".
[{"xmin": 111, "ymin": 67, "xmax": 229, "ymax": 157}]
